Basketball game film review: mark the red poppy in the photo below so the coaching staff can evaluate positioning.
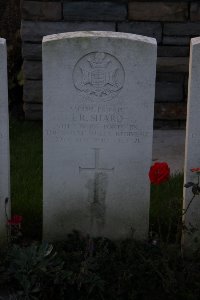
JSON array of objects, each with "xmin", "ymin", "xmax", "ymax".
[
  {"xmin": 149, "ymin": 162, "xmax": 170, "ymax": 185},
  {"xmin": 191, "ymin": 168, "xmax": 200, "ymax": 173},
  {"xmin": 7, "ymin": 215, "xmax": 23, "ymax": 225}
]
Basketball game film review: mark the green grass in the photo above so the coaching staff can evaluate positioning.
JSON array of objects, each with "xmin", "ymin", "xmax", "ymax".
[
  {"xmin": 150, "ymin": 173, "xmax": 184, "ymax": 243},
  {"xmin": 10, "ymin": 118, "xmax": 184, "ymax": 241},
  {"xmin": 10, "ymin": 118, "xmax": 42, "ymax": 239}
]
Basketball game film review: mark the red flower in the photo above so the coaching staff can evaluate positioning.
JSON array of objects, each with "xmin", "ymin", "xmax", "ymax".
[
  {"xmin": 7, "ymin": 215, "xmax": 23, "ymax": 225},
  {"xmin": 191, "ymin": 168, "xmax": 200, "ymax": 173},
  {"xmin": 149, "ymin": 162, "xmax": 170, "ymax": 185}
]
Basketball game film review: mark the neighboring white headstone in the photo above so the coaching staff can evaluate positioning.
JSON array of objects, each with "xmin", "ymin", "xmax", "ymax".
[
  {"xmin": 183, "ymin": 37, "xmax": 200, "ymax": 250},
  {"xmin": 43, "ymin": 31, "xmax": 157, "ymax": 241},
  {"xmin": 0, "ymin": 38, "xmax": 10, "ymax": 244}
]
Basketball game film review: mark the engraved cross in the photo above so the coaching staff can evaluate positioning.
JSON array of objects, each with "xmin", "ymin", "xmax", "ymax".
[
  {"xmin": 79, "ymin": 148, "xmax": 114, "ymax": 174},
  {"xmin": 79, "ymin": 148, "xmax": 114, "ymax": 235}
]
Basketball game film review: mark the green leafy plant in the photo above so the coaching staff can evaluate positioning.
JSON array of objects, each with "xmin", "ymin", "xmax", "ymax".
[
  {"xmin": 1, "ymin": 233, "xmax": 200, "ymax": 299},
  {"xmin": 6, "ymin": 243, "xmax": 65, "ymax": 299}
]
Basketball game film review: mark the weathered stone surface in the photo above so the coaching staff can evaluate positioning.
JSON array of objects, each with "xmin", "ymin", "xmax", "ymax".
[
  {"xmin": 0, "ymin": 38, "xmax": 10, "ymax": 245},
  {"xmin": 158, "ymin": 46, "xmax": 189, "ymax": 57},
  {"xmin": 118, "ymin": 22, "xmax": 162, "ymax": 43},
  {"xmin": 157, "ymin": 57, "xmax": 189, "ymax": 73},
  {"xmin": 43, "ymin": 31, "xmax": 157, "ymax": 241},
  {"xmin": 23, "ymin": 80, "xmax": 42, "ymax": 103},
  {"xmin": 63, "ymin": 2, "xmax": 127, "ymax": 21},
  {"xmin": 163, "ymin": 36, "xmax": 190, "ymax": 46},
  {"xmin": 22, "ymin": 43, "xmax": 42, "ymax": 60},
  {"xmin": 156, "ymin": 81, "xmax": 183, "ymax": 102},
  {"xmin": 154, "ymin": 103, "xmax": 186, "ymax": 120},
  {"xmin": 128, "ymin": 2, "xmax": 188, "ymax": 21},
  {"xmin": 183, "ymin": 37, "xmax": 200, "ymax": 251},
  {"xmin": 164, "ymin": 22, "xmax": 200, "ymax": 36},
  {"xmin": 22, "ymin": 1, "xmax": 62, "ymax": 21},
  {"xmin": 190, "ymin": 3, "xmax": 200, "ymax": 21},
  {"xmin": 21, "ymin": 21, "xmax": 116, "ymax": 42},
  {"xmin": 22, "ymin": 60, "xmax": 42, "ymax": 79}
]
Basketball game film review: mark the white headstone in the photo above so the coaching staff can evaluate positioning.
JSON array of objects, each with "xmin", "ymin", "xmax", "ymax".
[
  {"xmin": 0, "ymin": 38, "xmax": 10, "ymax": 244},
  {"xmin": 183, "ymin": 37, "xmax": 200, "ymax": 250},
  {"xmin": 43, "ymin": 31, "xmax": 157, "ymax": 241}
]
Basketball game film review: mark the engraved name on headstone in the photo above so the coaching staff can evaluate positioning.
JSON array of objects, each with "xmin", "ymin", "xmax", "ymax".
[
  {"xmin": 43, "ymin": 32, "xmax": 157, "ymax": 241},
  {"xmin": 0, "ymin": 38, "xmax": 10, "ymax": 244},
  {"xmin": 183, "ymin": 37, "xmax": 200, "ymax": 250}
]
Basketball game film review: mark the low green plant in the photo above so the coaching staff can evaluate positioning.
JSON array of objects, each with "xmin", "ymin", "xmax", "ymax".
[
  {"xmin": 6, "ymin": 243, "xmax": 65, "ymax": 299},
  {"xmin": 1, "ymin": 233, "xmax": 200, "ymax": 300}
]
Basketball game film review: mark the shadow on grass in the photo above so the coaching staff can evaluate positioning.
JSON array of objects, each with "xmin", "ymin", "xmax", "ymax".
[{"xmin": 10, "ymin": 118, "xmax": 42, "ymax": 239}]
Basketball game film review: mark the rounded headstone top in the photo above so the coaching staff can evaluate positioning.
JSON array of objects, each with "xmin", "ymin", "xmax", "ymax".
[
  {"xmin": 0, "ymin": 38, "xmax": 6, "ymax": 45},
  {"xmin": 191, "ymin": 37, "xmax": 200, "ymax": 46},
  {"xmin": 43, "ymin": 31, "xmax": 156, "ymax": 46}
]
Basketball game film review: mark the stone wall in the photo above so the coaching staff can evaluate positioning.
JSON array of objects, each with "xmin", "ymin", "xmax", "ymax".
[
  {"xmin": 0, "ymin": 0, "xmax": 21, "ymax": 42},
  {"xmin": 21, "ymin": 0, "xmax": 197, "ymax": 127},
  {"xmin": 1, "ymin": 0, "xmax": 22, "ymax": 115}
]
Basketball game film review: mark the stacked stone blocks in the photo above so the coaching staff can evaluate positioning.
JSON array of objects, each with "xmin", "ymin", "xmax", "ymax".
[{"xmin": 21, "ymin": 0, "xmax": 198, "ymax": 126}]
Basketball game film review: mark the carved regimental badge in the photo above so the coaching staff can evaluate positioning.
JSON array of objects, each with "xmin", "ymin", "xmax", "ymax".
[{"xmin": 73, "ymin": 52, "xmax": 125, "ymax": 101}]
